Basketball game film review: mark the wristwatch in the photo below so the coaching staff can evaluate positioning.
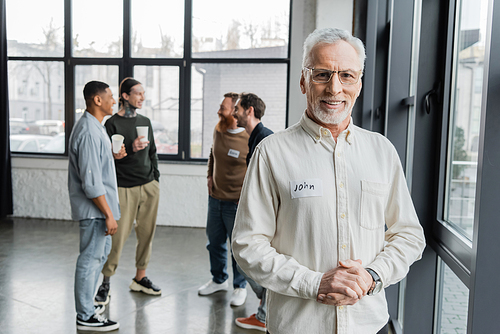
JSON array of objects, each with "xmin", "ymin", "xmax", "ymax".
[{"xmin": 366, "ymin": 268, "xmax": 383, "ymax": 296}]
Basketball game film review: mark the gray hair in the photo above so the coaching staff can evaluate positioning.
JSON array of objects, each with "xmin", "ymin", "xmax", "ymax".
[{"xmin": 302, "ymin": 28, "xmax": 366, "ymax": 71}]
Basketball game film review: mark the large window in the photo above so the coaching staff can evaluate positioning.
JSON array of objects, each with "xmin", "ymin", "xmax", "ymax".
[
  {"xmin": 74, "ymin": 65, "xmax": 120, "ymax": 124},
  {"xmin": 7, "ymin": 0, "xmax": 291, "ymax": 159},
  {"xmin": 443, "ymin": 0, "xmax": 488, "ymax": 240},
  {"xmin": 434, "ymin": 259, "xmax": 469, "ymax": 334},
  {"xmin": 134, "ymin": 66, "xmax": 180, "ymax": 155},
  {"xmin": 431, "ymin": 0, "xmax": 493, "ymax": 332},
  {"xmin": 7, "ymin": 0, "xmax": 65, "ymax": 153},
  {"xmin": 7, "ymin": 0, "xmax": 64, "ymax": 57},
  {"xmin": 131, "ymin": 0, "xmax": 184, "ymax": 58},
  {"xmin": 72, "ymin": 0, "xmax": 123, "ymax": 57},
  {"xmin": 192, "ymin": 0, "xmax": 289, "ymax": 58}
]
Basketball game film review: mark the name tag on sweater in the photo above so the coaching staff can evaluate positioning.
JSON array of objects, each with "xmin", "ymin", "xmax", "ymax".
[
  {"xmin": 228, "ymin": 149, "xmax": 240, "ymax": 158},
  {"xmin": 290, "ymin": 179, "xmax": 323, "ymax": 199}
]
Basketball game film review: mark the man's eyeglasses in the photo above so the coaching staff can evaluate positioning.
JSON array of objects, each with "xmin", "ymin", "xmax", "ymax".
[{"xmin": 303, "ymin": 67, "xmax": 363, "ymax": 85}]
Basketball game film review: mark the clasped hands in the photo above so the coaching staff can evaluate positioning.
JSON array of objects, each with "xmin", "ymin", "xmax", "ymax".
[{"xmin": 317, "ymin": 259, "xmax": 373, "ymax": 306}]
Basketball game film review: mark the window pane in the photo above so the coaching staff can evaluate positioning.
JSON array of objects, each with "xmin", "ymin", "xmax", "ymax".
[
  {"xmin": 6, "ymin": 0, "xmax": 64, "ymax": 57},
  {"xmin": 444, "ymin": 0, "xmax": 489, "ymax": 239},
  {"xmin": 192, "ymin": 0, "xmax": 289, "ymax": 58},
  {"xmin": 72, "ymin": 0, "xmax": 123, "ymax": 57},
  {"xmin": 74, "ymin": 65, "xmax": 119, "ymax": 123},
  {"xmin": 8, "ymin": 61, "xmax": 65, "ymax": 153},
  {"xmin": 131, "ymin": 0, "xmax": 184, "ymax": 58},
  {"xmin": 190, "ymin": 63, "xmax": 287, "ymax": 158},
  {"xmin": 436, "ymin": 260, "xmax": 469, "ymax": 334},
  {"xmin": 134, "ymin": 66, "xmax": 180, "ymax": 155}
]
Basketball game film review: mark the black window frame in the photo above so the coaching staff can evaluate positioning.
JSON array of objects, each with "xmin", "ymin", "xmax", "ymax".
[
  {"xmin": 355, "ymin": 0, "xmax": 500, "ymax": 333},
  {"xmin": 7, "ymin": 0, "xmax": 292, "ymax": 162}
]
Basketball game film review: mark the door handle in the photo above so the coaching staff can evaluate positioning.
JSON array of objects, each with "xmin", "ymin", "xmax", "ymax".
[
  {"xmin": 424, "ymin": 89, "xmax": 437, "ymax": 114},
  {"xmin": 423, "ymin": 82, "xmax": 442, "ymax": 115}
]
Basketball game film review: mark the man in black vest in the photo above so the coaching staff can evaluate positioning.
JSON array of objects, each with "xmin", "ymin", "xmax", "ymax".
[{"xmin": 232, "ymin": 92, "xmax": 273, "ymax": 332}]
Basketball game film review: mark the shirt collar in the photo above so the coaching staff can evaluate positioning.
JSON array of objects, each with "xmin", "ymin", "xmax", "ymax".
[
  {"xmin": 249, "ymin": 122, "xmax": 263, "ymax": 141},
  {"xmin": 299, "ymin": 111, "xmax": 354, "ymax": 145},
  {"xmin": 83, "ymin": 110, "xmax": 107, "ymax": 132}
]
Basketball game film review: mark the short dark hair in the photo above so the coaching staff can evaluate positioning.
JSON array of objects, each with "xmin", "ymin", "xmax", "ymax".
[
  {"xmin": 224, "ymin": 92, "xmax": 240, "ymax": 107},
  {"xmin": 239, "ymin": 93, "xmax": 266, "ymax": 119},
  {"xmin": 83, "ymin": 81, "xmax": 109, "ymax": 105},
  {"xmin": 119, "ymin": 77, "xmax": 142, "ymax": 106}
]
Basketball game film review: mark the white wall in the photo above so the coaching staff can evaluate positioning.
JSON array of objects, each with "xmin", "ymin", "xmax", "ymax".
[
  {"xmin": 12, "ymin": 158, "xmax": 208, "ymax": 227},
  {"xmin": 10, "ymin": 0, "xmax": 353, "ymax": 227},
  {"xmin": 316, "ymin": 0, "xmax": 354, "ymax": 32}
]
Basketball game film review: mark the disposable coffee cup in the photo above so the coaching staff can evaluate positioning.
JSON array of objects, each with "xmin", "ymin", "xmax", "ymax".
[
  {"xmin": 111, "ymin": 134, "xmax": 124, "ymax": 154},
  {"xmin": 136, "ymin": 126, "xmax": 148, "ymax": 142}
]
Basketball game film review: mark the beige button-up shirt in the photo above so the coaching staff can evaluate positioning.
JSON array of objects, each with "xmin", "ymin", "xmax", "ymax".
[{"xmin": 232, "ymin": 113, "xmax": 425, "ymax": 334}]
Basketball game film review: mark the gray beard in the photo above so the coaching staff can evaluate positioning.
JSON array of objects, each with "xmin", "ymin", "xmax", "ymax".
[{"xmin": 312, "ymin": 102, "xmax": 351, "ymax": 125}]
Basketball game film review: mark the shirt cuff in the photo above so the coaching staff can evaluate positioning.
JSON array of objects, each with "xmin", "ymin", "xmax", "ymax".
[
  {"xmin": 299, "ymin": 270, "xmax": 324, "ymax": 300},
  {"xmin": 83, "ymin": 185, "xmax": 106, "ymax": 200}
]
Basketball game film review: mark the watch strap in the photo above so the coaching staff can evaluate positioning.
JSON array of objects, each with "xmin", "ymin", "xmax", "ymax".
[{"xmin": 366, "ymin": 268, "xmax": 382, "ymax": 296}]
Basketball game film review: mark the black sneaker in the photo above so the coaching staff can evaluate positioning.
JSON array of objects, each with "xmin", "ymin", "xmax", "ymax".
[
  {"xmin": 95, "ymin": 282, "xmax": 110, "ymax": 305},
  {"xmin": 76, "ymin": 314, "xmax": 119, "ymax": 332},
  {"xmin": 129, "ymin": 276, "xmax": 162, "ymax": 295}
]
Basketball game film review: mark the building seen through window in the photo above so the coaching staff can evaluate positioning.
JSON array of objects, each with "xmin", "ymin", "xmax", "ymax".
[
  {"xmin": 6, "ymin": 0, "xmax": 291, "ymax": 159},
  {"xmin": 444, "ymin": 0, "xmax": 488, "ymax": 239}
]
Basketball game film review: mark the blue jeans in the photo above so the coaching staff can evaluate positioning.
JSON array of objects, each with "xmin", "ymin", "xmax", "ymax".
[
  {"xmin": 239, "ymin": 268, "xmax": 267, "ymax": 323},
  {"xmin": 75, "ymin": 218, "xmax": 111, "ymax": 321},
  {"xmin": 206, "ymin": 196, "xmax": 246, "ymax": 289}
]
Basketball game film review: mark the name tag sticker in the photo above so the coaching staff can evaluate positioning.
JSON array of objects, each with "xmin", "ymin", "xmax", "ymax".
[
  {"xmin": 228, "ymin": 149, "xmax": 240, "ymax": 158},
  {"xmin": 290, "ymin": 179, "xmax": 323, "ymax": 199}
]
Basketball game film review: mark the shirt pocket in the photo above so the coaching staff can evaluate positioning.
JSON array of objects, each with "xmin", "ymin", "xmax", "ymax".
[{"xmin": 360, "ymin": 180, "xmax": 391, "ymax": 230}]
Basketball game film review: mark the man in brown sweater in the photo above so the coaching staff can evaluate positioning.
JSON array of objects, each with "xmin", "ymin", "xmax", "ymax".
[{"xmin": 198, "ymin": 92, "xmax": 249, "ymax": 307}]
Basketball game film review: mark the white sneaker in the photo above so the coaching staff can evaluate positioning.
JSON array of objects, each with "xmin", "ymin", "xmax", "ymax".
[
  {"xmin": 198, "ymin": 279, "xmax": 229, "ymax": 296},
  {"xmin": 230, "ymin": 288, "xmax": 247, "ymax": 306},
  {"xmin": 94, "ymin": 304, "xmax": 106, "ymax": 315}
]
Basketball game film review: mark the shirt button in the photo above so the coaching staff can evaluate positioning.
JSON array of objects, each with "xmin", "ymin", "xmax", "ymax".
[
  {"xmin": 337, "ymin": 152, "xmax": 341, "ymax": 157},
  {"xmin": 339, "ymin": 306, "xmax": 344, "ymax": 310},
  {"xmin": 316, "ymin": 136, "xmax": 320, "ymax": 140},
  {"xmin": 322, "ymin": 130, "xmax": 329, "ymax": 136},
  {"xmin": 341, "ymin": 213, "xmax": 346, "ymax": 219},
  {"xmin": 342, "ymin": 244, "xmax": 347, "ymax": 249},
  {"xmin": 339, "ymin": 182, "xmax": 344, "ymax": 188}
]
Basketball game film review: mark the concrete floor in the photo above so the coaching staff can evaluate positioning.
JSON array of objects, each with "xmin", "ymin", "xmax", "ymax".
[{"xmin": 0, "ymin": 218, "xmax": 261, "ymax": 334}]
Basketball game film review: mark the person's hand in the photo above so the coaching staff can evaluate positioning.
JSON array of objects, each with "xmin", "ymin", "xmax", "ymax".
[
  {"xmin": 132, "ymin": 136, "xmax": 149, "ymax": 152},
  {"xmin": 105, "ymin": 216, "xmax": 118, "ymax": 236},
  {"xmin": 338, "ymin": 259, "xmax": 373, "ymax": 294},
  {"xmin": 112, "ymin": 144, "xmax": 127, "ymax": 160},
  {"xmin": 207, "ymin": 176, "xmax": 213, "ymax": 196},
  {"xmin": 316, "ymin": 259, "xmax": 370, "ymax": 306}
]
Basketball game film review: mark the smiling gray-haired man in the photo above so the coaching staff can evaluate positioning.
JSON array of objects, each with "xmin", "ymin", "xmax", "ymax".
[{"xmin": 232, "ymin": 28, "xmax": 425, "ymax": 334}]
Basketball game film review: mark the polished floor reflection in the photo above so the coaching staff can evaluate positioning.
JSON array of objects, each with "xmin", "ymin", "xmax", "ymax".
[{"xmin": 0, "ymin": 218, "xmax": 261, "ymax": 334}]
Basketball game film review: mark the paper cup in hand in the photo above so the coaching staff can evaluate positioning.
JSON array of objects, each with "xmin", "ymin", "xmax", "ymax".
[
  {"xmin": 136, "ymin": 126, "xmax": 149, "ymax": 142},
  {"xmin": 111, "ymin": 134, "xmax": 124, "ymax": 154}
]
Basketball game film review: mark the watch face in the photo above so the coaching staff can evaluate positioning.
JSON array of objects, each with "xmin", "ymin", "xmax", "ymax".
[{"xmin": 373, "ymin": 281, "xmax": 383, "ymax": 295}]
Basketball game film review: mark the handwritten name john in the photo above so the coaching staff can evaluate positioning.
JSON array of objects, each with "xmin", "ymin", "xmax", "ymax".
[
  {"xmin": 290, "ymin": 179, "xmax": 323, "ymax": 199},
  {"xmin": 294, "ymin": 182, "xmax": 315, "ymax": 192}
]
